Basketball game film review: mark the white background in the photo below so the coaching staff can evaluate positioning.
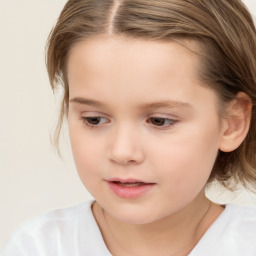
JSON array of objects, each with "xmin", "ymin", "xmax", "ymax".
[{"xmin": 1, "ymin": 0, "xmax": 256, "ymax": 249}]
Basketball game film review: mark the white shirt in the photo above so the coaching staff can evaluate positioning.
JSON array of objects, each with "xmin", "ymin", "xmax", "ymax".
[{"xmin": 1, "ymin": 201, "xmax": 256, "ymax": 256}]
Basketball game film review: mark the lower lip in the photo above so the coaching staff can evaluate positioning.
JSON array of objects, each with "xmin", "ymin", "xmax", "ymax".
[{"xmin": 107, "ymin": 182, "xmax": 155, "ymax": 199}]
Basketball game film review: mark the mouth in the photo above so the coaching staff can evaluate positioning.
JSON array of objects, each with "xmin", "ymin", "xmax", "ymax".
[
  {"xmin": 105, "ymin": 178, "xmax": 156, "ymax": 199},
  {"xmin": 111, "ymin": 181, "xmax": 149, "ymax": 187}
]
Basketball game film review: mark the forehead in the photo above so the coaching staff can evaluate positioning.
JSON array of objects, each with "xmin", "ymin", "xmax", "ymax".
[
  {"xmin": 67, "ymin": 36, "xmax": 202, "ymax": 87},
  {"xmin": 69, "ymin": 36, "xmax": 200, "ymax": 72},
  {"xmin": 67, "ymin": 36, "xmax": 218, "ymax": 113}
]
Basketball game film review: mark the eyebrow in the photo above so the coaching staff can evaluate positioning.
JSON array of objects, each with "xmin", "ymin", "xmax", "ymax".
[
  {"xmin": 69, "ymin": 97, "xmax": 106, "ymax": 107},
  {"xmin": 69, "ymin": 97, "xmax": 192, "ymax": 109}
]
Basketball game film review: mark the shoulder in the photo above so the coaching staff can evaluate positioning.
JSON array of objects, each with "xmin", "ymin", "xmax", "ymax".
[
  {"xmin": 214, "ymin": 204, "xmax": 256, "ymax": 246},
  {"xmin": 190, "ymin": 204, "xmax": 256, "ymax": 256},
  {"xmin": 14, "ymin": 201, "xmax": 94, "ymax": 236},
  {"xmin": 218, "ymin": 204, "xmax": 256, "ymax": 254},
  {"xmin": 224, "ymin": 203, "xmax": 256, "ymax": 230},
  {"xmin": 1, "ymin": 201, "xmax": 110, "ymax": 256}
]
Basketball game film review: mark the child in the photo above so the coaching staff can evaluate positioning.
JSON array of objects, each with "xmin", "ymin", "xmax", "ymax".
[{"xmin": 2, "ymin": 0, "xmax": 256, "ymax": 255}]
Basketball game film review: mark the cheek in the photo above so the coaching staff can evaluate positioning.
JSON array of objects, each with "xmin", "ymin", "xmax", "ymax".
[
  {"xmin": 68, "ymin": 123, "xmax": 104, "ymax": 183},
  {"xmin": 70, "ymin": 137, "xmax": 105, "ymax": 198},
  {"xmin": 151, "ymin": 125, "xmax": 220, "ymax": 193}
]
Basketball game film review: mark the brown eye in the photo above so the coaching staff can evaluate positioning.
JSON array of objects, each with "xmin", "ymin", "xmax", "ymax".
[
  {"xmin": 148, "ymin": 117, "xmax": 177, "ymax": 128},
  {"xmin": 150, "ymin": 117, "xmax": 166, "ymax": 126},
  {"xmin": 81, "ymin": 116, "xmax": 109, "ymax": 127},
  {"xmin": 86, "ymin": 117, "xmax": 102, "ymax": 125}
]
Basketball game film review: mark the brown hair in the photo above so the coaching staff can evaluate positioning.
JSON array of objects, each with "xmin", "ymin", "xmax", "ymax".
[{"xmin": 46, "ymin": 0, "xmax": 256, "ymax": 190}]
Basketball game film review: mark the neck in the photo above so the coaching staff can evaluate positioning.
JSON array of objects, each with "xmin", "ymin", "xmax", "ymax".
[{"xmin": 93, "ymin": 193, "xmax": 224, "ymax": 256}]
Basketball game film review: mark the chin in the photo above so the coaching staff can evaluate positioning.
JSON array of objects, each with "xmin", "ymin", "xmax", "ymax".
[
  {"xmin": 106, "ymin": 206, "xmax": 161, "ymax": 225},
  {"xmin": 116, "ymin": 216, "xmax": 156, "ymax": 225}
]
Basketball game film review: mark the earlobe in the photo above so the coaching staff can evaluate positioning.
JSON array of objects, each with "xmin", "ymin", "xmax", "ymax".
[{"xmin": 219, "ymin": 92, "xmax": 252, "ymax": 152}]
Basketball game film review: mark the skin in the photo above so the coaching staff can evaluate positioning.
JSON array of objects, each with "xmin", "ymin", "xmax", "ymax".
[{"xmin": 66, "ymin": 36, "xmax": 241, "ymax": 255}]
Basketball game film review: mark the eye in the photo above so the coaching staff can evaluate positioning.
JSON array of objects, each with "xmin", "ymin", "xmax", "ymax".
[
  {"xmin": 81, "ymin": 116, "xmax": 109, "ymax": 127},
  {"xmin": 148, "ymin": 117, "xmax": 177, "ymax": 128}
]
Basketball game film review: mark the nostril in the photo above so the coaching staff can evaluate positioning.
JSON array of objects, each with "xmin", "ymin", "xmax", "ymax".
[
  {"xmin": 110, "ymin": 158, "xmax": 141, "ymax": 166},
  {"xmin": 107, "ymin": 138, "xmax": 144, "ymax": 165}
]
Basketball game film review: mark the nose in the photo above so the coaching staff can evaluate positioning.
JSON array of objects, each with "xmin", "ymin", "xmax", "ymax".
[{"xmin": 108, "ymin": 125, "xmax": 145, "ymax": 166}]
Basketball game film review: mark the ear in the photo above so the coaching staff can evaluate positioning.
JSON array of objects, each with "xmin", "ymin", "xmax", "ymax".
[{"xmin": 219, "ymin": 92, "xmax": 252, "ymax": 152}]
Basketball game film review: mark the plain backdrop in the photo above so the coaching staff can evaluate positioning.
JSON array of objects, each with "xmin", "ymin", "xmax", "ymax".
[{"xmin": 1, "ymin": 0, "xmax": 256, "ymax": 249}]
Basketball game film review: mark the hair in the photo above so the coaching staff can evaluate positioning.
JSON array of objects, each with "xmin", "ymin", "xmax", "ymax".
[{"xmin": 46, "ymin": 0, "xmax": 256, "ymax": 191}]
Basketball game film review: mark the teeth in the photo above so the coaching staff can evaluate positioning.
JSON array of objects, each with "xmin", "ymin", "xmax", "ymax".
[{"xmin": 114, "ymin": 182, "xmax": 144, "ymax": 187}]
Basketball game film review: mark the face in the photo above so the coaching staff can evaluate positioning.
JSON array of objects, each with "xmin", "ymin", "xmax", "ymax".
[{"xmin": 67, "ymin": 36, "xmax": 226, "ymax": 224}]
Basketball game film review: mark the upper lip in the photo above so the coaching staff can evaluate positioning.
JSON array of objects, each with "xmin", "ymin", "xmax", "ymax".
[{"xmin": 105, "ymin": 178, "xmax": 155, "ymax": 184}]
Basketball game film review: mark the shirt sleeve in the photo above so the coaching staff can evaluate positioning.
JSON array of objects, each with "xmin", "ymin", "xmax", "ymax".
[{"xmin": 0, "ymin": 226, "xmax": 42, "ymax": 256}]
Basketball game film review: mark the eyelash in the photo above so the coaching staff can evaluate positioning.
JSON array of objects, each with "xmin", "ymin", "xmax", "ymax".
[
  {"xmin": 147, "ymin": 117, "xmax": 178, "ymax": 128},
  {"xmin": 80, "ymin": 116, "xmax": 109, "ymax": 128},
  {"xmin": 79, "ymin": 116, "xmax": 178, "ymax": 130}
]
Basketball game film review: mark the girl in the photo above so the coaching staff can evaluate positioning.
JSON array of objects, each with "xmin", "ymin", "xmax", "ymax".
[{"xmin": 2, "ymin": 0, "xmax": 256, "ymax": 255}]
